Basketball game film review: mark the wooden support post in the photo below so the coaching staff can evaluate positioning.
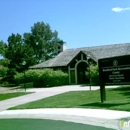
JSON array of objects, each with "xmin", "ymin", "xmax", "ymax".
[{"xmin": 100, "ymin": 82, "xmax": 106, "ymax": 103}]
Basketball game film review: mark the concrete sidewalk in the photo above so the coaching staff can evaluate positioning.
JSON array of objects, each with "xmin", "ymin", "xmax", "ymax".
[{"xmin": 1, "ymin": 108, "xmax": 130, "ymax": 119}]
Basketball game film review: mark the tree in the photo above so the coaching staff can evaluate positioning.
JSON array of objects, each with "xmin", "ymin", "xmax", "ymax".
[
  {"xmin": 0, "ymin": 59, "xmax": 9, "ymax": 78},
  {"xmin": 24, "ymin": 22, "xmax": 61, "ymax": 63},
  {"xmin": 5, "ymin": 33, "xmax": 24, "ymax": 71},
  {"xmin": 5, "ymin": 33, "xmax": 34, "ymax": 72},
  {"xmin": 3, "ymin": 22, "xmax": 63, "ymax": 83},
  {"xmin": 0, "ymin": 59, "xmax": 9, "ymax": 67},
  {"xmin": 86, "ymin": 64, "xmax": 100, "ymax": 85},
  {"xmin": 4, "ymin": 33, "xmax": 31, "ymax": 83},
  {"xmin": 0, "ymin": 40, "xmax": 6, "ymax": 58}
]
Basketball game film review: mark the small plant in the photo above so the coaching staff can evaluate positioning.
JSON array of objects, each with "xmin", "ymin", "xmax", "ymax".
[{"xmin": 86, "ymin": 64, "xmax": 100, "ymax": 85}]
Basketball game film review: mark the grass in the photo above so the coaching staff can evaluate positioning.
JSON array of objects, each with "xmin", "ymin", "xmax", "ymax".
[
  {"xmin": 0, "ymin": 92, "xmax": 32, "ymax": 101},
  {"xmin": 9, "ymin": 85, "xmax": 130, "ymax": 111}
]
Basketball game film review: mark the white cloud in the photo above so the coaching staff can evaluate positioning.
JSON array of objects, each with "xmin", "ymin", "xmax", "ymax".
[{"xmin": 112, "ymin": 7, "xmax": 130, "ymax": 12}]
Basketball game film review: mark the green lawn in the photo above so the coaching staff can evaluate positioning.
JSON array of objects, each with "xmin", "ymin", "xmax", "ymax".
[
  {"xmin": 0, "ymin": 92, "xmax": 32, "ymax": 101},
  {"xmin": 9, "ymin": 85, "xmax": 130, "ymax": 111}
]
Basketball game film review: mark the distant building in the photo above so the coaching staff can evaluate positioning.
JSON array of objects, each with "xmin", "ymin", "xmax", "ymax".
[{"xmin": 30, "ymin": 43, "xmax": 130, "ymax": 84}]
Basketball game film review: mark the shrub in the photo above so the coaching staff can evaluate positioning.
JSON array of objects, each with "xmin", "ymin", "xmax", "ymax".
[
  {"xmin": 86, "ymin": 64, "xmax": 100, "ymax": 85},
  {"xmin": 14, "ymin": 69, "xmax": 69, "ymax": 87}
]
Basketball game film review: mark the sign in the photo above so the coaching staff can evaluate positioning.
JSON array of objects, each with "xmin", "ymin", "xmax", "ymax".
[{"xmin": 98, "ymin": 55, "xmax": 130, "ymax": 85}]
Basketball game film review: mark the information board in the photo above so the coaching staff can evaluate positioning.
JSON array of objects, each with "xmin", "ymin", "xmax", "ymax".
[{"xmin": 98, "ymin": 55, "xmax": 130, "ymax": 85}]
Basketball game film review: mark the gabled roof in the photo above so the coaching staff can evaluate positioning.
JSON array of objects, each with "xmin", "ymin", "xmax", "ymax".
[{"xmin": 30, "ymin": 43, "xmax": 130, "ymax": 68}]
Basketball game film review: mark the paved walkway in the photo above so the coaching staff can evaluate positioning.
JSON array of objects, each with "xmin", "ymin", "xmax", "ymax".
[{"xmin": 0, "ymin": 85, "xmax": 129, "ymax": 130}]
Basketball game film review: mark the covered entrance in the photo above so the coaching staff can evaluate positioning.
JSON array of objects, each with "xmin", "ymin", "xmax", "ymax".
[{"xmin": 77, "ymin": 62, "xmax": 88, "ymax": 84}]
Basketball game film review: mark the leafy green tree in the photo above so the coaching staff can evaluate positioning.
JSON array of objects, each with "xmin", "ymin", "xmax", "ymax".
[
  {"xmin": 4, "ymin": 33, "xmax": 30, "ymax": 83},
  {"xmin": 3, "ymin": 22, "xmax": 63, "ymax": 83},
  {"xmin": 0, "ymin": 59, "xmax": 9, "ymax": 78},
  {"xmin": 5, "ymin": 33, "xmax": 34, "ymax": 72},
  {"xmin": 0, "ymin": 40, "xmax": 6, "ymax": 57},
  {"xmin": 5, "ymin": 33, "xmax": 24, "ymax": 72},
  {"xmin": 0, "ymin": 66, "xmax": 8, "ymax": 77},
  {"xmin": 0, "ymin": 59, "xmax": 9, "ymax": 67},
  {"xmin": 24, "ymin": 22, "xmax": 61, "ymax": 63}
]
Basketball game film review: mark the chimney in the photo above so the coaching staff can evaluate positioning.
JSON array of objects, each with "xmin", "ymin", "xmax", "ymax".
[{"xmin": 57, "ymin": 40, "xmax": 67, "ymax": 54}]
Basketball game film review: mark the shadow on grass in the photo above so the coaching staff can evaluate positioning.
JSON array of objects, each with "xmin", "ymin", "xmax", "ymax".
[
  {"xmin": 80, "ymin": 102, "xmax": 129, "ymax": 108},
  {"xmin": 111, "ymin": 85, "xmax": 130, "ymax": 91},
  {"xmin": 109, "ymin": 85, "xmax": 130, "ymax": 98}
]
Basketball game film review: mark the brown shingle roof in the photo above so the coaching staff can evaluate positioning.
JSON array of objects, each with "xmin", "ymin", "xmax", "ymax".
[{"xmin": 30, "ymin": 43, "xmax": 130, "ymax": 68}]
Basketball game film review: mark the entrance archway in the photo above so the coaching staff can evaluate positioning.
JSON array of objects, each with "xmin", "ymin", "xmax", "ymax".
[{"xmin": 77, "ymin": 62, "xmax": 89, "ymax": 84}]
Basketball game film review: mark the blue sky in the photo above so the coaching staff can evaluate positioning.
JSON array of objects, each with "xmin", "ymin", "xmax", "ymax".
[{"xmin": 1, "ymin": 0, "xmax": 130, "ymax": 49}]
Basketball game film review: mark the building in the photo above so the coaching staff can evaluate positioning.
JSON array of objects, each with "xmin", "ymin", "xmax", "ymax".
[{"xmin": 30, "ymin": 43, "xmax": 130, "ymax": 84}]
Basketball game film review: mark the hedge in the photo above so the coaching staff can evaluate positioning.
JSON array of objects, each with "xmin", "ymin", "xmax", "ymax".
[{"xmin": 14, "ymin": 69, "xmax": 69, "ymax": 87}]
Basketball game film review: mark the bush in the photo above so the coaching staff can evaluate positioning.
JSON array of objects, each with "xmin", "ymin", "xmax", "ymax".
[
  {"xmin": 86, "ymin": 64, "xmax": 100, "ymax": 85},
  {"xmin": 14, "ymin": 69, "xmax": 69, "ymax": 87}
]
